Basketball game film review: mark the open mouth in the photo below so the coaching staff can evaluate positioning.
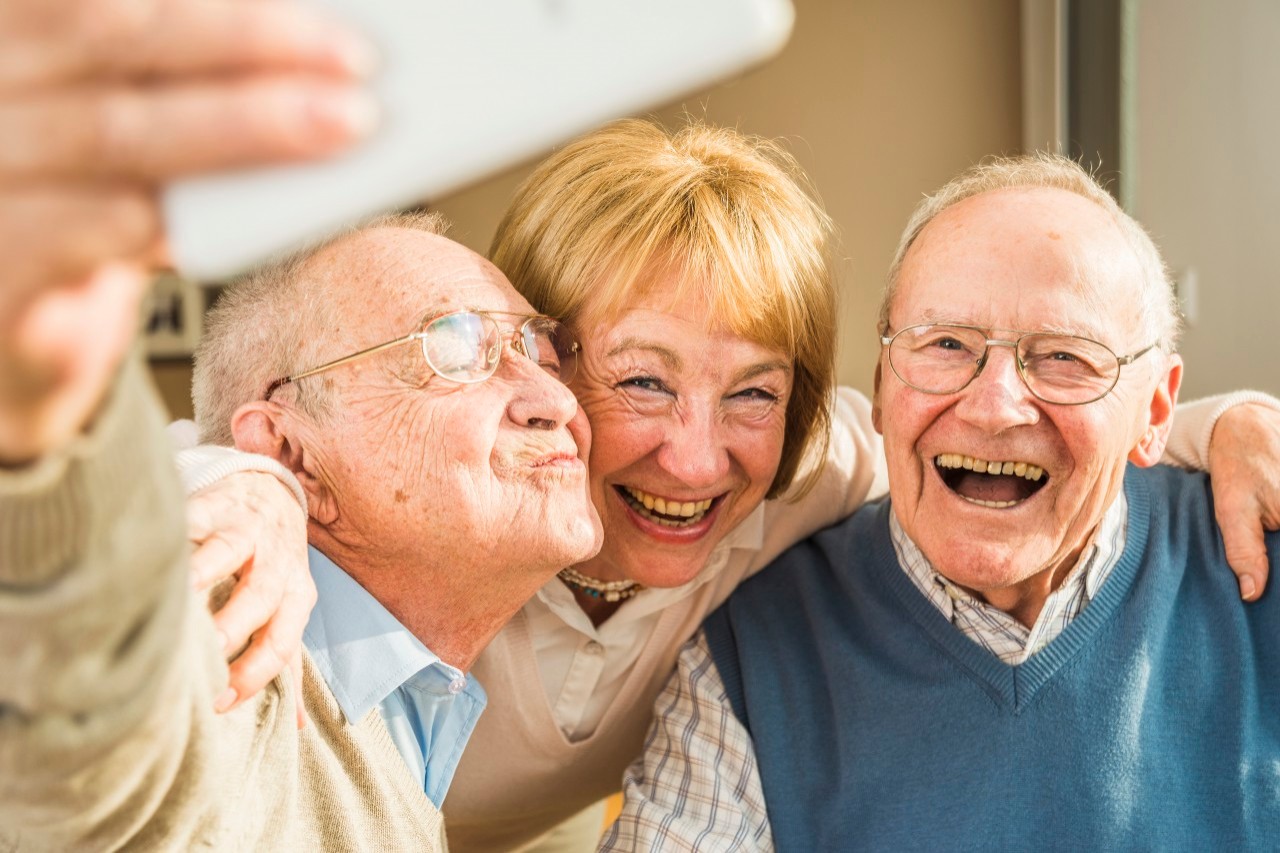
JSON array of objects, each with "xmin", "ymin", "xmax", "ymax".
[
  {"xmin": 616, "ymin": 485, "xmax": 716, "ymax": 528},
  {"xmin": 934, "ymin": 453, "xmax": 1049, "ymax": 509}
]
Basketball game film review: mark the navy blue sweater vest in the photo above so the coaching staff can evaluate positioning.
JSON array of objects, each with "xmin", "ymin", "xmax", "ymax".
[{"xmin": 704, "ymin": 466, "xmax": 1280, "ymax": 852}]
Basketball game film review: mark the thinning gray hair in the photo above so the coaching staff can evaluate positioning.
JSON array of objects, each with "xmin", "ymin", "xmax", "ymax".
[
  {"xmin": 193, "ymin": 210, "xmax": 448, "ymax": 446},
  {"xmin": 879, "ymin": 153, "xmax": 1181, "ymax": 352}
]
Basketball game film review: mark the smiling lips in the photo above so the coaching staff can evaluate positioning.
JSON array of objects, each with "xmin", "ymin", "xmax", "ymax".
[
  {"xmin": 934, "ymin": 453, "xmax": 1050, "ymax": 509},
  {"xmin": 619, "ymin": 486, "xmax": 715, "ymax": 527}
]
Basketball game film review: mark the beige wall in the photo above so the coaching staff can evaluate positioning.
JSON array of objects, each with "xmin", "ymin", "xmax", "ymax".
[
  {"xmin": 151, "ymin": 0, "xmax": 1022, "ymax": 415},
  {"xmin": 1130, "ymin": 0, "xmax": 1280, "ymax": 398}
]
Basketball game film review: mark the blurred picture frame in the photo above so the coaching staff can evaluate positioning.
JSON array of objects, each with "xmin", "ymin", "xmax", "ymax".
[{"xmin": 143, "ymin": 273, "xmax": 206, "ymax": 359}]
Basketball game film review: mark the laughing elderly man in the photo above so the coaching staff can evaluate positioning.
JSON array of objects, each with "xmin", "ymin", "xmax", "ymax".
[
  {"xmin": 1, "ymin": 210, "xmax": 601, "ymax": 849},
  {"xmin": 606, "ymin": 155, "xmax": 1280, "ymax": 851}
]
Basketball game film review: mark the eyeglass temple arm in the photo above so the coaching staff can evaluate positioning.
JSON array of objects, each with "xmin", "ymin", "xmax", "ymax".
[
  {"xmin": 1117, "ymin": 342, "xmax": 1159, "ymax": 366},
  {"xmin": 263, "ymin": 332, "xmax": 423, "ymax": 399}
]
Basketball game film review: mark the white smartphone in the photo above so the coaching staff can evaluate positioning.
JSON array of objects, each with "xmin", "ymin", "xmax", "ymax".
[{"xmin": 162, "ymin": 0, "xmax": 795, "ymax": 281}]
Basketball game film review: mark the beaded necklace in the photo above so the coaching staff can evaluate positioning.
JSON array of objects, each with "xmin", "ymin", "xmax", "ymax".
[{"xmin": 557, "ymin": 567, "xmax": 642, "ymax": 602}]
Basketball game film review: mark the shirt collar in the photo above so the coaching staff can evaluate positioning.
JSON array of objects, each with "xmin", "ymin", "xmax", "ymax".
[{"xmin": 303, "ymin": 546, "xmax": 451, "ymax": 723}]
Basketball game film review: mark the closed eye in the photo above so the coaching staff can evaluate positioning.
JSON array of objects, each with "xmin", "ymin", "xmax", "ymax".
[
  {"xmin": 731, "ymin": 387, "xmax": 779, "ymax": 403},
  {"xmin": 619, "ymin": 376, "xmax": 670, "ymax": 394}
]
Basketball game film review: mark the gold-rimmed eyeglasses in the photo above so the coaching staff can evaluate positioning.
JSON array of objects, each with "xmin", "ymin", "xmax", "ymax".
[
  {"xmin": 879, "ymin": 323, "xmax": 1157, "ymax": 405},
  {"xmin": 264, "ymin": 309, "xmax": 580, "ymax": 400}
]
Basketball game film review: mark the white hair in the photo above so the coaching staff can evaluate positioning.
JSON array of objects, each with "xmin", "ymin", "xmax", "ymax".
[
  {"xmin": 879, "ymin": 153, "xmax": 1181, "ymax": 352},
  {"xmin": 192, "ymin": 210, "xmax": 448, "ymax": 445}
]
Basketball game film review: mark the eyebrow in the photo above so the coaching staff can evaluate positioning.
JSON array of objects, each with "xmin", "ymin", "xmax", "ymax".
[
  {"xmin": 906, "ymin": 310, "xmax": 1104, "ymax": 340},
  {"xmin": 605, "ymin": 338, "xmax": 682, "ymax": 369},
  {"xmin": 606, "ymin": 337, "xmax": 791, "ymax": 383},
  {"xmin": 734, "ymin": 360, "xmax": 793, "ymax": 384}
]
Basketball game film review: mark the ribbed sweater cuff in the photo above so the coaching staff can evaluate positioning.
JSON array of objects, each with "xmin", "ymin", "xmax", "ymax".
[{"xmin": 175, "ymin": 444, "xmax": 308, "ymax": 512}]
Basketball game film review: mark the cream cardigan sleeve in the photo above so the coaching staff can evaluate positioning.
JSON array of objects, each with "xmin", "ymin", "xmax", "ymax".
[{"xmin": 0, "ymin": 354, "xmax": 231, "ymax": 850}]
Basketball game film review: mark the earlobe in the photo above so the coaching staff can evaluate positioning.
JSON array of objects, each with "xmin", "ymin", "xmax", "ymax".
[
  {"xmin": 872, "ymin": 362, "xmax": 885, "ymax": 435},
  {"xmin": 1128, "ymin": 355, "xmax": 1183, "ymax": 467}
]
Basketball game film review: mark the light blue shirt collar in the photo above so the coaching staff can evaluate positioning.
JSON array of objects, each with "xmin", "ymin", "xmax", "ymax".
[{"xmin": 303, "ymin": 546, "xmax": 486, "ymax": 806}]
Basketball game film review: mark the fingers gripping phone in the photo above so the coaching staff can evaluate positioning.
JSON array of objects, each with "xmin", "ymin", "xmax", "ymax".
[{"xmin": 163, "ymin": 0, "xmax": 795, "ymax": 281}]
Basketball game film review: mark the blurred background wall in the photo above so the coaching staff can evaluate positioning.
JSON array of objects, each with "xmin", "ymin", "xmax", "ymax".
[
  {"xmin": 1129, "ymin": 0, "xmax": 1280, "ymax": 400},
  {"xmin": 149, "ymin": 0, "xmax": 1279, "ymax": 418}
]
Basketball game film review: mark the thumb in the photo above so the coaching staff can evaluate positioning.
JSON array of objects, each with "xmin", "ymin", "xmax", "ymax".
[{"xmin": 1219, "ymin": 509, "xmax": 1270, "ymax": 601}]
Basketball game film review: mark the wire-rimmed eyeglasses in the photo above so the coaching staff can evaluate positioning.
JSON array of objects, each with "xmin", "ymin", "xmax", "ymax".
[
  {"xmin": 264, "ymin": 309, "xmax": 580, "ymax": 401},
  {"xmin": 879, "ymin": 323, "xmax": 1157, "ymax": 406}
]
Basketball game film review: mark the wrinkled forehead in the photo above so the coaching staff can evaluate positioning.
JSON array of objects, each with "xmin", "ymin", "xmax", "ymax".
[{"xmin": 892, "ymin": 188, "xmax": 1144, "ymax": 341}]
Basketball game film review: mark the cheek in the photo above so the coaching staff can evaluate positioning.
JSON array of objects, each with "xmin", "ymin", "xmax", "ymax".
[
  {"xmin": 731, "ymin": 416, "xmax": 789, "ymax": 493},
  {"xmin": 585, "ymin": 407, "xmax": 665, "ymax": 476},
  {"xmin": 879, "ymin": 390, "xmax": 938, "ymax": 456}
]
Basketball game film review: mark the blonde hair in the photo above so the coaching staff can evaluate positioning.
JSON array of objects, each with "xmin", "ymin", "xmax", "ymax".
[
  {"xmin": 491, "ymin": 119, "xmax": 837, "ymax": 498},
  {"xmin": 193, "ymin": 211, "xmax": 448, "ymax": 445},
  {"xmin": 881, "ymin": 152, "xmax": 1181, "ymax": 351}
]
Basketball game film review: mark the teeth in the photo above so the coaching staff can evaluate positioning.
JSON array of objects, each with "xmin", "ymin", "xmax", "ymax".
[
  {"xmin": 961, "ymin": 496, "xmax": 1020, "ymax": 509},
  {"xmin": 934, "ymin": 454, "xmax": 1047, "ymax": 483},
  {"xmin": 622, "ymin": 487, "xmax": 714, "ymax": 523}
]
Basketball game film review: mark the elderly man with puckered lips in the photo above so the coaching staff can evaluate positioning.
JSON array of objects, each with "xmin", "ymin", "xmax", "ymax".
[{"xmin": 605, "ymin": 154, "xmax": 1280, "ymax": 852}]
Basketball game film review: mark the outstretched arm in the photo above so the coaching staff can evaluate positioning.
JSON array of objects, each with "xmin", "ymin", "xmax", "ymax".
[
  {"xmin": 0, "ymin": 354, "xmax": 205, "ymax": 847},
  {"xmin": 0, "ymin": 0, "xmax": 373, "ymax": 842}
]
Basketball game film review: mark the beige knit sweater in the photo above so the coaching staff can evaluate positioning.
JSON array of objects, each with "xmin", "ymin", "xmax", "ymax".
[{"xmin": 0, "ymin": 354, "xmax": 445, "ymax": 851}]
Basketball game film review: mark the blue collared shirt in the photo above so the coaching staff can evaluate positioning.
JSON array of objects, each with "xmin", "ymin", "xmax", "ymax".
[{"xmin": 302, "ymin": 547, "xmax": 487, "ymax": 807}]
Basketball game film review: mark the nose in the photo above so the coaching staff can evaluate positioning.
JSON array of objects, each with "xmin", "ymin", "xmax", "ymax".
[
  {"xmin": 502, "ymin": 340, "xmax": 579, "ymax": 431},
  {"xmin": 655, "ymin": 402, "xmax": 731, "ymax": 489},
  {"xmin": 953, "ymin": 342, "xmax": 1040, "ymax": 432}
]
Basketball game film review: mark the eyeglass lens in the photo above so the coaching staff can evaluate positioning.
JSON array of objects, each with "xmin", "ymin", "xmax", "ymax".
[
  {"xmin": 519, "ymin": 317, "xmax": 577, "ymax": 382},
  {"xmin": 889, "ymin": 325, "xmax": 1120, "ymax": 404},
  {"xmin": 420, "ymin": 311, "xmax": 577, "ymax": 384}
]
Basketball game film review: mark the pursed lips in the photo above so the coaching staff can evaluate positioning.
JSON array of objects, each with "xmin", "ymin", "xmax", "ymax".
[{"xmin": 529, "ymin": 451, "xmax": 582, "ymax": 467}]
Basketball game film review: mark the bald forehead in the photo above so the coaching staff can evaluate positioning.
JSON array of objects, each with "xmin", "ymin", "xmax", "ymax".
[
  {"xmin": 307, "ymin": 227, "xmax": 534, "ymax": 331},
  {"xmin": 912, "ymin": 187, "xmax": 1129, "ymax": 262},
  {"xmin": 896, "ymin": 187, "xmax": 1144, "ymax": 327}
]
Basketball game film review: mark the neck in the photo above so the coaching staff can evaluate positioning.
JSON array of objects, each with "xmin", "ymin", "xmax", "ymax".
[
  {"xmin": 965, "ymin": 545, "xmax": 1086, "ymax": 628},
  {"xmin": 313, "ymin": 530, "xmax": 551, "ymax": 672}
]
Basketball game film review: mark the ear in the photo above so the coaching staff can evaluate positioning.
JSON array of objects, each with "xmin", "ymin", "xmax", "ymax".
[
  {"xmin": 231, "ymin": 401, "xmax": 340, "ymax": 525},
  {"xmin": 1128, "ymin": 353, "xmax": 1183, "ymax": 467},
  {"xmin": 871, "ymin": 361, "xmax": 885, "ymax": 435}
]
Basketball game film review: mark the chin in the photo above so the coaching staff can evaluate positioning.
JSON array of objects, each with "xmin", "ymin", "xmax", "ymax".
[
  {"xmin": 621, "ymin": 550, "xmax": 711, "ymax": 589},
  {"xmin": 926, "ymin": 540, "xmax": 1045, "ymax": 591},
  {"xmin": 554, "ymin": 510, "xmax": 606, "ymax": 567}
]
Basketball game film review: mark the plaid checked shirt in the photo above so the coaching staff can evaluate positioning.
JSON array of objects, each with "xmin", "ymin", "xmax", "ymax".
[{"xmin": 602, "ymin": 498, "xmax": 1130, "ymax": 851}]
